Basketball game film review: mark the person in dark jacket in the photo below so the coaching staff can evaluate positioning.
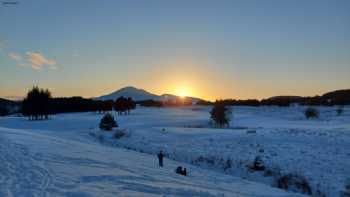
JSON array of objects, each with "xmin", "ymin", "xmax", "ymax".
[
  {"xmin": 157, "ymin": 151, "xmax": 164, "ymax": 167},
  {"xmin": 175, "ymin": 166, "xmax": 182, "ymax": 174},
  {"xmin": 182, "ymin": 168, "xmax": 187, "ymax": 176}
]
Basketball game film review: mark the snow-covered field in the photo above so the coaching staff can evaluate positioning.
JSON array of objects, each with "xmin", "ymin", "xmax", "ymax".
[{"xmin": 1, "ymin": 106, "xmax": 349, "ymax": 196}]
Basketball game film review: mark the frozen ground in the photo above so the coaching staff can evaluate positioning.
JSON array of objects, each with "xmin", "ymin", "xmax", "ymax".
[
  {"xmin": 0, "ymin": 127, "xmax": 303, "ymax": 197},
  {"xmin": 0, "ymin": 106, "xmax": 349, "ymax": 196},
  {"xmin": 0, "ymin": 110, "xmax": 306, "ymax": 197}
]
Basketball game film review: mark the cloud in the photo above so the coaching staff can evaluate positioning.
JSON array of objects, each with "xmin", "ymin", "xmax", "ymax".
[
  {"xmin": 7, "ymin": 49, "xmax": 57, "ymax": 70},
  {"xmin": 8, "ymin": 52, "xmax": 22, "ymax": 61},
  {"xmin": 26, "ymin": 52, "xmax": 56, "ymax": 70}
]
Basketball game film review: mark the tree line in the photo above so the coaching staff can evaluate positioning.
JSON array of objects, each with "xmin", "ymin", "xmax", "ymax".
[
  {"xmin": 21, "ymin": 87, "xmax": 136, "ymax": 120},
  {"xmin": 22, "ymin": 87, "xmax": 52, "ymax": 120},
  {"xmin": 137, "ymin": 97, "xmax": 193, "ymax": 107},
  {"xmin": 114, "ymin": 96, "xmax": 136, "ymax": 115},
  {"xmin": 197, "ymin": 96, "xmax": 350, "ymax": 107}
]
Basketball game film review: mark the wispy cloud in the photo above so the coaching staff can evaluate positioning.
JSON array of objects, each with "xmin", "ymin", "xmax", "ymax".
[
  {"xmin": 8, "ymin": 52, "xmax": 22, "ymax": 61},
  {"xmin": 26, "ymin": 52, "xmax": 56, "ymax": 70},
  {"xmin": 7, "ymin": 51, "xmax": 57, "ymax": 70}
]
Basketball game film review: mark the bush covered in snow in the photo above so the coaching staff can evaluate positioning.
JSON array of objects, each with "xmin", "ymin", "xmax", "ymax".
[
  {"xmin": 304, "ymin": 107, "xmax": 319, "ymax": 119},
  {"xmin": 248, "ymin": 156, "xmax": 265, "ymax": 171},
  {"xmin": 99, "ymin": 113, "xmax": 118, "ymax": 131},
  {"xmin": 276, "ymin": 174, "xmax": 312, "ymax": 195},
  {"xmin": 341, "ymin": 181, "xmax": 350, "ymax": 197},
  {"xmin": 113, "ymin": 129, "xmax": 126, "ymax": 139}
]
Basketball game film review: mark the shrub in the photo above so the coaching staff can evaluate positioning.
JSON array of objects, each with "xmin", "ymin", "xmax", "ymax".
[
  {"xmin": 99, "ymin": 113, "xmax": 118, "ymax": 131},
  {"xmin": 337, "ymin": 106, "xmax": 344, "ymax": 116},
  {"xmin": 192, "ymin": 156, "xmax": 215, "ymax": 165},
  {"xmin": 223, "ymin": 159, "xmax": 232, "ymax": 171},
  {"xmin": 247, "ymin": 156, "xmax": 265, "ymax": 171},
  {"xmin": 304, "ymin": 107, "xmax": 319, "ymax": 119},
  {"xmin": 341, "ymin": 181, "xmax": 350, "ymax": 197},
  {"xmin": 276, "ymin": 174, "xmax": 312, "ymax": 195},
  {"xmin": 113, "ymin": 129, "xmax": 126, "ymax": 139}
]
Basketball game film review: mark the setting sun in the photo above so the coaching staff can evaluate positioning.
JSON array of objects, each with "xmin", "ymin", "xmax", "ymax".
[{"xmin": 175, "ymin": 87, "xmax": 189, "ymax": 98}]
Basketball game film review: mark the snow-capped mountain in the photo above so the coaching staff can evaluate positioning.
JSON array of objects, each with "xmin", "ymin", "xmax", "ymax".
[
  {"xmin": 97, "ymin": 86, "xmax": 159, "ymax": 101},
  {"xmin": 97, "ymin": 86, "xmax": 204, "ymax": 103}
]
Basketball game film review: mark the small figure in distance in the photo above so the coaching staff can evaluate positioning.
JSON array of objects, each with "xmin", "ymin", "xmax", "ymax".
[
  {"xmin": 157, "ymin": 150, "xmax": 164, "ymax": 167},
  {"xmin": 175, "ymin": 166, "xmax": 187, "ymax": 176},
  {"xmin": 182, "ymin": 168, "xmax": 187, "ymax": 176},
  {"xmin": 176, "ymin": 166, "xmax": 183, "ymax": 174}
]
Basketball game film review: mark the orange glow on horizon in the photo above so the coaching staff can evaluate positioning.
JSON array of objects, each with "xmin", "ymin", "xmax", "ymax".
[{"xmin": 174, "ymin": 86, "xmax": 192, "ymax": 98}]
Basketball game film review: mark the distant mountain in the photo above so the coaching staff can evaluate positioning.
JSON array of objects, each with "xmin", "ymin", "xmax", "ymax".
[
  {"xmin": 322, "ymin": 89, "xmax": 350, "ymax": 99},
  {"xmin": 0, "ymin": 98, "xmax": 17, "ymax": 106},
  {"xmin": 0, "ymin": 98, "xmax": 21, "ymax": 114},
  {"xmin": 321, "ymin": 89, "xmax": 350, "ymax": 104},
  {"xmin": 96, "ymin": 86, "xmax": 204, "ymax": 104},
  {"xmin": 261, "ymin": 96, "xmax": 304, "ymax": 106},
  {"xmin": 260, "ymin": 89, "xmax": 350, "ymax": 106},
  {"xmin": 97, "ymin": 86, "xmax": 159, "ymax": 101}
]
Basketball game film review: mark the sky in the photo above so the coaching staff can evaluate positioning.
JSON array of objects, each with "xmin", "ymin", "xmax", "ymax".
[{"xmin": 0, "ymin": 0, "xmax": 349, "ymax": 101}]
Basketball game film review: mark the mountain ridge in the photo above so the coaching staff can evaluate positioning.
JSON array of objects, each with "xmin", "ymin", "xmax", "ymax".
[
  {"xmin": 97, "ymin": 86, "xmax": 203, "ymax": 103},
  {"xmin": 98, "ymin": 86, "xmax": 159, "ymax": 101}
]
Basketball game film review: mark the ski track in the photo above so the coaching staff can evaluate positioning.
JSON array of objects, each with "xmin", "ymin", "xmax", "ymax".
[
  {"xmin": 0, "ymin": 136, "xmax": 52, "ymax": 197},
  {"xmin": 4, "ymin": 106, "xmax": 345, "ymax": 196},
  {"xmin": 0, "ymin": 127, "xmax": 303, "ymax": 197}
]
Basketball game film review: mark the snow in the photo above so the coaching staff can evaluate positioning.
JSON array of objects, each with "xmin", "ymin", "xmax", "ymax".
[
  {"xmin": 0, "ymin": 110, "xmax": 305, "ymax": 196},
  {"xmin": 1, "ymin": 105, "xmax": 349, "ymax": 196},
  {"xmin": 97, "ymin": 86, "xmax": 159, "ymax": 101}
]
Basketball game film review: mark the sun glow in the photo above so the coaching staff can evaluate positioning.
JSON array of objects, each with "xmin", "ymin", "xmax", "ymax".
[{"xmin": 175, "ymin": 87, "xmax": 190, "ymax": 98}]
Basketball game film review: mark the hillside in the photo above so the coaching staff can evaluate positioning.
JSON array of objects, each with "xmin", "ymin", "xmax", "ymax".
[
  {"xmin": 322, "ymin": 89, "xmax": 350, "ymax": 104},
  {"xmin": 0, "ymin": 125, "xmax": 302, "ymax": 197},
  {"xmin": 0, "ymin": 98, "xmax": 20, "ymax": 114},
  {"xmin": 0, "ymin": 98, "xmax": 18, "ymax": 107}
]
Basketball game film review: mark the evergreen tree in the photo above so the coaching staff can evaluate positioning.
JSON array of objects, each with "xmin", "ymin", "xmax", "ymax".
[
  {"xmin": 22, "ymin": 86, "xmax": 52, "ymax": 120},
  {"xmin": 210, "ymin": 100, "xmax": 231, "ymax": 128},
  {"xmin": 99, "ymin": 113, "xmax": 118, "ymax": 131}
]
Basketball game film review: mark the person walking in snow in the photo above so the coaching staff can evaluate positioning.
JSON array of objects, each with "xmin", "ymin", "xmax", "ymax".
[{"xmin": 158, "ymin": 150, "xmax": 164, "ymax": 167}]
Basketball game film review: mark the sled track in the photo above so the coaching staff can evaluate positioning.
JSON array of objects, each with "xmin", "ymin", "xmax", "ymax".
[{"xmin": 0, "ymin": 136, "xmax": 52, "ymax": 197}]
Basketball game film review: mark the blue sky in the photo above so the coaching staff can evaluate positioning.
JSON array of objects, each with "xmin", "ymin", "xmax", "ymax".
[{"xmin": 0, "ymin": 0, "xmax": 349, "ymax": 100}]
